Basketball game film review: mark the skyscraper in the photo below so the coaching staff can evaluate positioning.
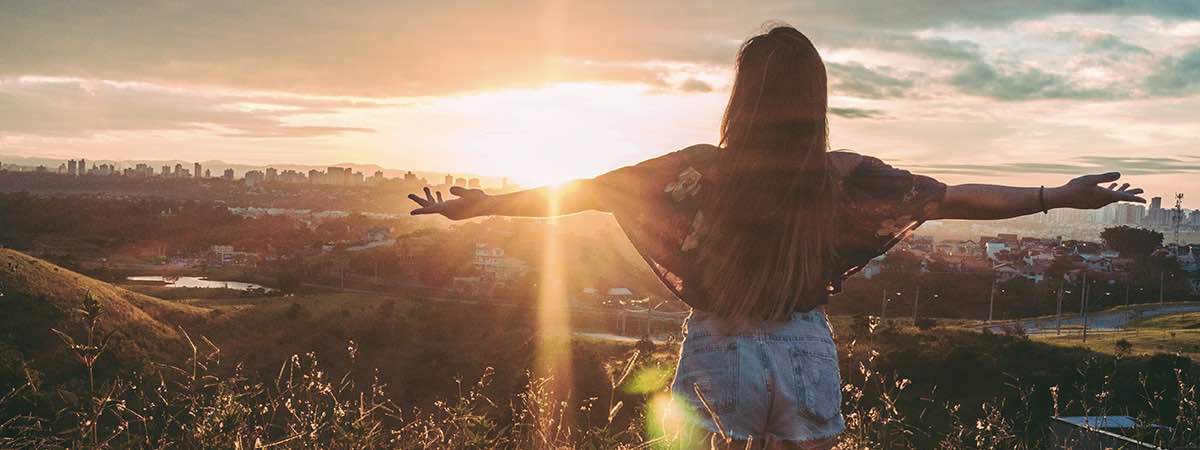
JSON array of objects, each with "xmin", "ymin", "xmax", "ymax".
[
  {"xmin": 79, "ymin": 159, "xmax": 86, "ymax": 175},
  {"xmin": 194, "ymin": 162, "xmax": 202, "ymax": 179},
  {"xmin": 68, "ymin": 159, "xmax": 77, "ymax": 176}
]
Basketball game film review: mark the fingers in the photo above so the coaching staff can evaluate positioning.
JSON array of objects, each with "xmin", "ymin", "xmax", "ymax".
[
  {"xmin": 410, "ymin": 207, "xmax": 434, "ymax": 215},
  {"xmin": 424, "ymin": 186, "xmax": 435, "ymax": 203},
  {"xmin": 436, "ymin": 190, "xmax": 443, "ymax": 203},
  {"xmin": 1126, "ymin": 188, "xmax": 1144, "ymax": 196},
  {"xmin": 1080, "ymin": 172, "xmax": 1121, "ymax": 185},
  {"xmin": 1118, "ymin": 193, "xmax": 1147, "ymax": 203},
  {"xmin": 449, "ymin": 186, "xmax": 484, "ymax": 197},
  {"xmin": 1108, "ymin": 183, "xmax": 1118, "ymax": 190},
  {"xmin": 407, "ymin": 193, "xmax": 430, "ymax": 207}
]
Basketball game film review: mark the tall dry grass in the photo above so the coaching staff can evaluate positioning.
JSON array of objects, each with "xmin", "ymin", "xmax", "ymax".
[{"xmin": 1, "ymin": 299, "xmax": 1197, "ymax": 449}]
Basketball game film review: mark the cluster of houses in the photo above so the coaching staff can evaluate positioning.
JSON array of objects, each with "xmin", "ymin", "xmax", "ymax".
[
  {"xmin": 862, "ymin": 233, "xmax": 1200, "ymax": 294},
  {"xmin": 450, "ymin": 242, "xmax": 531, "ymax": 296}
]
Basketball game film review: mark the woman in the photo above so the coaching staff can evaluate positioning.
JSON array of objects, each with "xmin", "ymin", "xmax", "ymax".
[{"xmin": 408, "ymin": 25, "xmax": 1145, "ymax": 448}]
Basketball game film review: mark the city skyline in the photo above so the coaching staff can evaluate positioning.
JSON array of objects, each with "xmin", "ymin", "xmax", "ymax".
[{"xmin": 2, "ymin": 1, "xmax": 1199, "ymax": 203}]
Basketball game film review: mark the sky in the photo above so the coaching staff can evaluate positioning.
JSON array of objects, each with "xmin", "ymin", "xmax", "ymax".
[{"xmin": 0, "ymin": 0, "xmax": 1197, "ymax": 206}]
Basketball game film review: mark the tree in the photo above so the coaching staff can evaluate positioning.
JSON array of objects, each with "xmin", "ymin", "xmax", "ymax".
[
  {"xmin": 1044, "ymin": 254, "xmax": 1081, "ymax": 280},
  {"xmin": 882, "ymin": 250, "xmax": 921, "ymax": 274},
  {"xmin": 1100, "ymin": 226, "xmax": 1163, "ymax": 260}
]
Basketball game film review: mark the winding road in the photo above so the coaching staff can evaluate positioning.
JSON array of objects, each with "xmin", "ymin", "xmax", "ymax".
[{"xmin": 979, "ymin": 302, "xmax": 1200, "ymax": 334}]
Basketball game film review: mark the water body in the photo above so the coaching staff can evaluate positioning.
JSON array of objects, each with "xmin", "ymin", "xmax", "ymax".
[{"xmin": 126, "ymin": 276, "xmax": 276, "ymax": 292}]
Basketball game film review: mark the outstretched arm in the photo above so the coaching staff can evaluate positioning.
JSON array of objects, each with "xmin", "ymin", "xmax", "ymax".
[
  {"xmin": 408, "ymin": 179, "xmax": 602, "ymax": 220},
  {"xmin": 927, "ymin": 172, "xmax": 1145, "ymax": 221}
]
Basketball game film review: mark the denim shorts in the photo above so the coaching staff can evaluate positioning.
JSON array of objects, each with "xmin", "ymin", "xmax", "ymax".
[{"xmin": 670, "ymin": 307, "xmax": 845, "ymax": 444}]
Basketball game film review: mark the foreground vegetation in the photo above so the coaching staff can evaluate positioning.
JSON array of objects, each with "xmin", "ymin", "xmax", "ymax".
[
  {"xmin": 1, "ymin": 300, "xmax": 1197, "ymax": 448},
  {"xmin": 2, "ymin": 248, "xmax": 1199, "ymax": 448}
]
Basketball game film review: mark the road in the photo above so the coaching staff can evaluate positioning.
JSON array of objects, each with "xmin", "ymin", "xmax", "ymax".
[{"xmin": 978, "ymin": 302, "xmax": 1200, "ymax": 334}]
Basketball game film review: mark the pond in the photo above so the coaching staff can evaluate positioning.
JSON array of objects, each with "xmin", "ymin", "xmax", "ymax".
[{"xmin": 125, "ymin": 276, "xmax": 277, "ymax": 292}]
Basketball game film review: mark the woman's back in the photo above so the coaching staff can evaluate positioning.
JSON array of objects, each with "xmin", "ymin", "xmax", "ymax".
[{"xmin": 589, "ymin": 144, "xmax": 947, "ymax": 317}]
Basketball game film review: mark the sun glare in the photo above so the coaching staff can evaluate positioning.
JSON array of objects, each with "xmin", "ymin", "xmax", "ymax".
[{"xmin": 535, "ymin": 185, "xmax": 573, "ymax": 434}]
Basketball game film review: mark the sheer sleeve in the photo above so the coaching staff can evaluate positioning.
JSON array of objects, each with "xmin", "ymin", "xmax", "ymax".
[
  {"xmin": 833, "ymin": 153, "xmax": 947, "ymax": 280},
  {"xmin": 843, "ymin": 155, "xmax": 947, "ymax": 229},
  {"xmin": 588, "ymin": 144, "xmax": 717, "ymax": 215},
  {"xmin": 585, "ymin": 144, "xmax": 719, "ymax": 304}
]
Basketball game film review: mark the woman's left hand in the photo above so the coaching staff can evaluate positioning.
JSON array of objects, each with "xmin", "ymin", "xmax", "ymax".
[{"xmin": 1050, "ymin": 172, "xmax": 1146, "ymax": 210}]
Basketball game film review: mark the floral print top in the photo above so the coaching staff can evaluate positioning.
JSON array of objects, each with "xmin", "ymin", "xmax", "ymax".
[{"xmin": 590, "ymin": 144, "xmax": 947, "ymax": 313}]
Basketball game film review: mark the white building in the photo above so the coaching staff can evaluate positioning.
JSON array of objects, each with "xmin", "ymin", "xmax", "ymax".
[
  {"xmin": 473, "ymin": 243, "xmax": 529, "ymax": 283},
  {"xmin": 985, "ymin": 241, "xmax": 1008, "ymax": 261}
]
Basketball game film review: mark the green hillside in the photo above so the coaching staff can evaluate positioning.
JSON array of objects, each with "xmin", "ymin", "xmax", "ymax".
[{"xmin": 0, "ymin": 249, "xmax": 206, "ymax": 386}]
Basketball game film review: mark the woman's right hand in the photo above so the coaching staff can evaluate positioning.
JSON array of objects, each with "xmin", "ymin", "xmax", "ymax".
[{"xmin": 408, "ymin": 186, "xmax": 491, "ymax": 220}]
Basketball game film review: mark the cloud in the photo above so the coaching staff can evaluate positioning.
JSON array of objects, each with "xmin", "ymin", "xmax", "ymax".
[
  {"xmin": 1081, "ymin": 33, "xmax": 1151, "ymax": 55},
  {"xmin": 914, "ymin": 156, "xmax": 1200, "ymax": 177},
  {"xmin": 829, "ymin": 107, "xmax": 887, "ymax": 119},
  {"xmin": 820, "ymin": 31, "xmax": 982, "ymax": 61},
  {"xmin": 678, "ymin": 78, "xmax": 714, "ymax": 93},
  {"xmin": 948, "ymin": 60, "xmax": 1117, "ymax": 101},
  {"xmin": 0, "ymin": 77, "xmax": 377, "ymax": 138},
  {"xmin": 1145, "ymin": 46, "xmax": 1200, "ymax": 95},
  {"xmin": 3, "ymin": 0, "xmax": 1200, "ymax": 97},
  {"xmin": 827, "ymin": 62, "xmax": 915, "ymax": 99}
]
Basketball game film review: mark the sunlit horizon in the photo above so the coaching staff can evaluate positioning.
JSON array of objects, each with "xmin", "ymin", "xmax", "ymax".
[{"xmin": 2, "ymin": 3, "xmax": 1199, "ymax": 205}]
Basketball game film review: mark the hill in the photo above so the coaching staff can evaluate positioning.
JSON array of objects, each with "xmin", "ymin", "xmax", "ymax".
[{"xmin": 0, "ymin": 249, "xmax": 206, "ymax": 386}]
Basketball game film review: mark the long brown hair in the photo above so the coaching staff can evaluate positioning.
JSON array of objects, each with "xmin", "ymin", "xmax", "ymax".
[{"xmin": 695, "ymin": 25, "xmax": 837, "ymax": 321}]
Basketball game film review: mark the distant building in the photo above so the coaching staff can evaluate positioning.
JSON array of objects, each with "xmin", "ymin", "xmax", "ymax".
[
  {"xmin": 244, "ymin": 170, "xmax": 265, "ymax": 187},
  {"xmin": 444, "ymin": 174, "xmax": 454, "ymax": 186},
  {"xmin": 472, "ymin": 243, "xmax": 529, "ymax": 284},
  {"xmin": 468, "ymin": 178, "xmax": 481, "ymax": 189},
  {"xmin": 208, "ymin": 244, "xmax": 260, "ymax": 266},
  {"xmin": 996, "ymin": 233, "xmax": 1020, "ymax": 246},
  {"xmin": 985, "ymin": 241, "xmax": 1008, "ymax": 261},
  {"xmin": 194, "ymin": 162, "xmax": 202, "ymax": 178},
  {"xmin": 907, "ymin": 235, "xmax": 934, "ymax": 253},
  {"xmin": 454, "ymin": 177, "xmax": 467, "ymax": 187},
  {"xmin": 223, "ymin": 168, "xmax": 235, "ymax": 180},
  {"xmin": 67, "ymin": 159, "xmax": 78, "ymax": 176}
]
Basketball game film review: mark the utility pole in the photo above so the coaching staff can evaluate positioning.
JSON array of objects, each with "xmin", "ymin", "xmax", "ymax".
[
  {"xmin": 1124, "ymin": 275, "xmax": 1130, "ymax": 307},
  {"xmin": 987, "ymin": 262, "xmax": 1013, "ymax": 324},
  {"xmin": 1159, "ymin": 271, "xmax": 1166, "ymax": 304},
  {"xmin": 1055, "ymin": 279, "xmax": 1064, "ymax": 335},
  {"xmin": 987, "ymin": 279, "xmax": 996, "ymax": 324},
  {"xmin": 912, "ymin": 284, "xmax": 921, "ymax": 323},
  {"xmin": 1081, "ymin": 272, "xmax": 1089, "ymax": 343}
]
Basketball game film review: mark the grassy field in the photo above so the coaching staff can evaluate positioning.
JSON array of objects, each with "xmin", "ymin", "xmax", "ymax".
[{"xmin": 1033, "ymin": 311, "xmax": 1200, "ymax": 360}]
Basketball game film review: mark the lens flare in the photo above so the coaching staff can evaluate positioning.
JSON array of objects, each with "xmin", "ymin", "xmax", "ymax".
[
  {"xmin": 535, "ymin": 185, "xmax": 573, "ymax": 435},
  {"xmin": 644, "ymin": 391, "xmax": 703, "ymax": 449}
]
